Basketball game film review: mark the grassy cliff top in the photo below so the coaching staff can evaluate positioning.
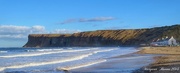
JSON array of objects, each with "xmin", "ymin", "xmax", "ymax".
[{"xmin": 29, "ymin": 24, "xmax": 180, "ymax": 43}]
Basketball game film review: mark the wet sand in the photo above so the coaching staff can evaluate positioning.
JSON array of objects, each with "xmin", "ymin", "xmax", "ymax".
[
  {"xmin": 65, "ymin": 52, "xmax": 154, "ymax": 73},
  {"xmin": 134, "ymin": 47, "xmax": 180, "ymax": 73}
]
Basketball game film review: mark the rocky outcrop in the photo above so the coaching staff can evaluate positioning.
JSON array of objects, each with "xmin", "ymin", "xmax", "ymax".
[{"xmin": 23, "ymin": 25, "xmax": 180, "ymax": 47}]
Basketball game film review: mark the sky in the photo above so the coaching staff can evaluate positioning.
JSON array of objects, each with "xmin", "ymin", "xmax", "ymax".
[{"xmin": 0, "ymin": 0, "xmax": 180, "ymax": 47}]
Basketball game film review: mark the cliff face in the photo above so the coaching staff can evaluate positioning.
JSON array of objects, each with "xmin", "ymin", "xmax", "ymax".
[{"xmin": 23, "ymin": 25, "xmax": 180, "ymax": 47}]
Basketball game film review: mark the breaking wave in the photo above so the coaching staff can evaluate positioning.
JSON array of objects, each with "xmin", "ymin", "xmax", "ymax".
[
  {"xmin": 25, "ymin": 49, "xmax": 63, "ymax": 52},
  {"xmin": 93, "ymin": 48, "xmax": 116, "ymax": 54},
  {"xmin": 0, "ymin": 53, "xmax": 93, "ymax": 71},
  {"xmin": 0, "ymin": 49, "xmax": 91, "ymax": 58}
]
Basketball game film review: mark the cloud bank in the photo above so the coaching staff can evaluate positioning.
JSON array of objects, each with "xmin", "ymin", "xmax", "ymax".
[
  {"xmin": 60, "ymin": 16, "xmax": 116, "ymax": 24},
  {"xmin": 0, "ymin": 25, "xmax": 80, "ymax": 40},
  {"xmin": 0, "ymin": 25, "xmax": 45, "ymax": 39}
]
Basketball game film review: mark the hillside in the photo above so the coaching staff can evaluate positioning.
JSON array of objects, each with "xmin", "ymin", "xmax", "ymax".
[{"xmin": 23, "ymin": 24, "xmax": 180, "ymax": 47}]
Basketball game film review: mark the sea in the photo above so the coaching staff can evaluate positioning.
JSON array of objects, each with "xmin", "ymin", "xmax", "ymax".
[{"xmin": 0, "ymin": 47, "xmax": 154, "ymax": 73}]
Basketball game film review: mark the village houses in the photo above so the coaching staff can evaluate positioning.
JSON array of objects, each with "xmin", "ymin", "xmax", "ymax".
[{"xmin": 150, "ymin": 36, "xmax": 178, "ymax": 46}]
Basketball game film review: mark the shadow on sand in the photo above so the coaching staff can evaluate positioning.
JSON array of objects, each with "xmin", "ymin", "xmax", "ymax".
[{"xmin": 63, "ymin": 70, "xmax": 71, "ymax": 73}]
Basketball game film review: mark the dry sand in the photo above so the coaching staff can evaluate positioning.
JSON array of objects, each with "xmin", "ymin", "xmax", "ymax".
[{"xmin": 134, "ymin": 46, "xmax": 180, "ymax": 73}]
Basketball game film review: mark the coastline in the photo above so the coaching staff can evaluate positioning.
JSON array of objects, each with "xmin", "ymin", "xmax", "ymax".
[
  {"xmin": 134, "ymin": 47, "xmax": 180, "ymax": 73},
  {"xmin": 2, "ymin": 47, "xmax": 179, "ymax": 73}
]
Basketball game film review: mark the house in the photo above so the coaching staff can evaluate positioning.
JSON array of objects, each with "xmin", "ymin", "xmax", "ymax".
[{"xmin": 150, "ymin": 36, "xmax": 177, "ymax": 46}]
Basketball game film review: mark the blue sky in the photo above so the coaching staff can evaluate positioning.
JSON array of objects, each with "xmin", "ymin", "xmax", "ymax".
[{"xmin": 0, "ymin": 0, "xmax": 180, "ymax": 47}]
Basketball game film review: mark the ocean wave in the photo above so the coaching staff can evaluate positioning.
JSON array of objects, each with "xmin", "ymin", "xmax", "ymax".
[
  {"xmin": 0, "ymin": 53, "xmax": 93, "ymax": 72},
  {"xmin": 57, "ymin": 59, "xmax": 106, "ymax": 71},
  {"xmin": 93, "ymin": 48, "xmax": 116, "ymax": 54},
  {"xmin": 25, "ymin": 49, "xmax": 63, "ymax": 52},
  {"xmin": 0, "ymin": 51, "xmax": 7, "ymax": 53},
  {"xmin": 0, "ymin": 68, "xmax": 5, "ymax": 72},
  {"xmin": 0, "ymin": 49, "xmax": 91, "ymax": 58}
]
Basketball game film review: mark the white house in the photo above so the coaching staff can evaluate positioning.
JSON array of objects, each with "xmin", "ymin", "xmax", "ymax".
[
  {"xmin": 168, "ymin": 36, "xmax": 177, "ymax": 45},
  {"xmin": 150, "ymin": 36, "xmax": 177, "ymax": 46}
]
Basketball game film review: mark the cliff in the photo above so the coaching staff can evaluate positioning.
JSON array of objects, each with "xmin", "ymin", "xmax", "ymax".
[{"xmin": 23, "ymin": 24, "xmax": 180, "ymax": 47}]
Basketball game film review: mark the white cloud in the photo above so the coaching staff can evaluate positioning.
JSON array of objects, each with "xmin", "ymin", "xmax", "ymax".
[
  {"xmin": 0, "ymin": 34, "xmax": 26, "ymax": 39},
  {"xmin": 0, "ymin": 25, "xmax": 81, "ymax": 40},
  {"xmin": 51, "ymin": 29, "xmax": 81, "ymax": 34},
  {"xmin": 31, "ymin": 25, "xmax": 46, "ymax": 33},
  {"xmin": 0, "ymin": 25, "xmax": 29, "ymax": 34},
  {"xmin": 0, "ymin": 25, "xmax": 82, "ymax": 47},
  {"xmin": 0, "ymin": 25, "xmax": 46, "ymax": 39}
]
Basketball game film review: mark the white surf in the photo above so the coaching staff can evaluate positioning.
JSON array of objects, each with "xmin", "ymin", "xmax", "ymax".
[
  {"xmin": 93, "ymin": 48, "xmax": 116, "ymax": 54},
  {"xmin": 0, "ymin": 53, "xmax": 93, "ymax": 71},
  {"xmin": 0, "ymin": 49, "xmax": 90, "ymax": 58}
]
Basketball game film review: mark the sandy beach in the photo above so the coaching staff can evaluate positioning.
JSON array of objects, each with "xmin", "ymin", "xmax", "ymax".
[
  {"xmin": 134, "ymin": 47, "xmax": 180, "ymax": 73},
  {"xmin": 65, "ymin": 48, "xmax": 155, "ymax": 73}
]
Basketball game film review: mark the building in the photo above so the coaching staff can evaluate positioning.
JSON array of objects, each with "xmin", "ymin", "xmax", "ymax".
[{"xmin": 150, "ymin": 36, "xmax": 177, "ymax": 46}]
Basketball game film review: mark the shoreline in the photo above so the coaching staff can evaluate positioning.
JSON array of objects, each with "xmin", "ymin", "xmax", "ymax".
[
  {"xmin": 134, "ymin": 47, "xmax": 180, "ymax": 73},
  {"xmin": 68, "ymin": 48, "xmax": 155, "ymax": 73}
]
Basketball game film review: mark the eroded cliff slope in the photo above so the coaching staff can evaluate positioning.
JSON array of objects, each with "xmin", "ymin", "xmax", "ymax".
[{"xmin": 23, "ymin": 25, "xmax": 180, "ymax": 47}]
